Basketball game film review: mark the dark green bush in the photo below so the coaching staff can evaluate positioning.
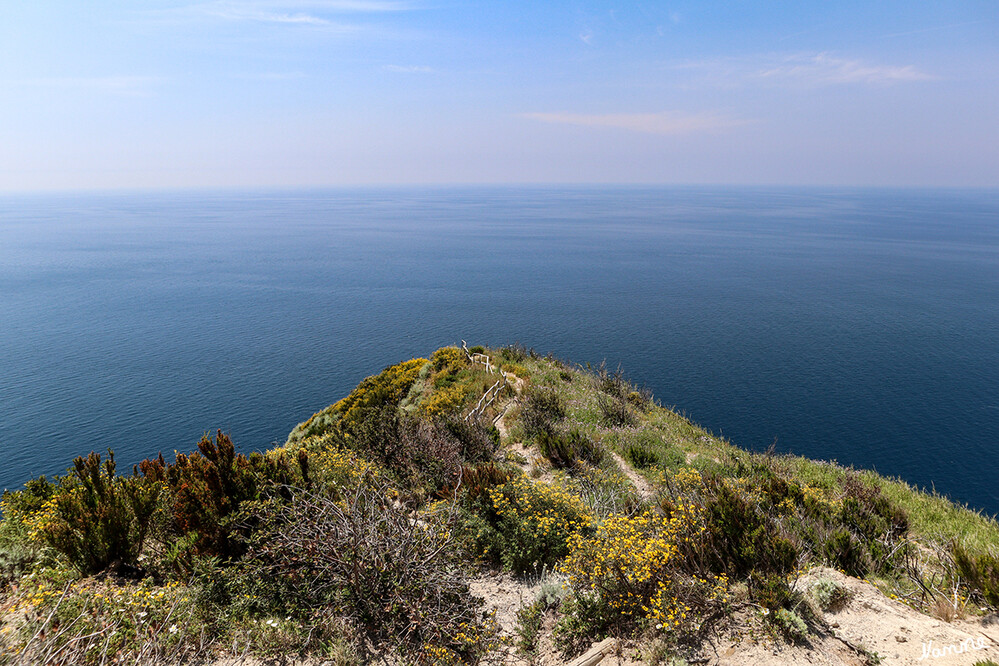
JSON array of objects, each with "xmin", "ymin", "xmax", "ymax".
[
  {"xmin": 37, "ymin": 450, "xmax": 160, "ymax": 575},
  {"xmin": 520, "ymin": 387, "xmax": 566, "ymax": 440},
  {"xmin": 822, "ymin": 528, "xmax": 871, "ymax": 577},
  {"xmin": 691, "ymin": 476, "xmax": 799, "ymax": 581},
  {"xmin": 623, "ymin": 441, "xmax": 661, "ymax": 469},
  {"xmin": 833, "ymin": 474, "xmax": 908, "ymax": 574},
  {"xmin": 537, "ymin": 430, "xmax": 602, "ymax": 469},
  {"xmin": 597, "ymin": 393, "xmax": 636, "ymax": 427},
  {"xmin": 749, "ymin": 572, "xmax": 797, "ymax": 611}
]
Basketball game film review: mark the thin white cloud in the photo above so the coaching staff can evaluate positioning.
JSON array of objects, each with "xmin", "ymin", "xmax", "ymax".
[
  {"xmin": 224, "ymin": 11, "xmax": 330, "ymax": 24},
  {"xmin": 383, "ymin": 65, "xmax": 433, "ymax": 73},
  {"xmin": 755, "ymin": 53, "xmax": 934, "ymax": 85},
  {"xmin": 150, "ymin": 0, "xmax": 413, "ymax": 27},
  {"xmin": 12, "ymin": 76, "xmax": 160, "ymax": 96},
  {"xmin": 521, "ymin": 111, "xmax": 749, "ymax": 135},
  {"xmin": 196, "ymin": 3, "xmax": 334, "ymax": 25},
  {"xmin": 670, "ymin": 52, "xmax": 935, "ymax": 88},
  {"xmin": 881, "ymin": 20, "xmax": 982, "ymax": 39},
  {"xmin": 266, "ymin": 0, "xmax": 414, "ymax": 9},
  {"xmin": 235, "ymin": 71, "xmax": 308, "ymax": 79}
]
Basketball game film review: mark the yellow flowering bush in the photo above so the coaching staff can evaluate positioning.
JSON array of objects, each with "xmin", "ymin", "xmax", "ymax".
[
  {"xmin": 673, "ymin": 467, "xmax": 703, "ymax": 491},
  {"xmin": 430, "ymin": 346, "xmax": 468, "ymax": 373},
  {"xmin": 301, "ymin": 433, "xmax": 380, "ymax": 489},
  {"xmin": 464, "ymin": 476, "xmax": 592, "ymax": 574},
  {"xmin": 559, "ymin": 501, "xmax": 703, "ymax": 617},
  {"xmin": 421, "ymin": 384, "xmax": 471, "ymax": 417},
  {"xmin": 556, "ymin": 499, "xmax": 732, "ymax": 640},
  {"xmin": 288, "ymin": 357, "xmax": 428, "ymax": 442}
]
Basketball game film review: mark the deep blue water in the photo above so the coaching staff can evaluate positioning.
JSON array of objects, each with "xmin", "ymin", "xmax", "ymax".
[{"xmin": 1, "ymin": 187, "xmax": 997, "ymax": 514}]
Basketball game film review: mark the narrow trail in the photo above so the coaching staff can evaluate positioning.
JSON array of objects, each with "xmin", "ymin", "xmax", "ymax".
[
  {"xmin": 492, "ymin": 372, "xmax": 525, "ymax": 436},
  {"xmin": 493, "ymin": 400, "xmax": 517, "ymax": 440},
  {"xmin": 609, "ymin": 451, "xmax": 656, "ymax": 501},
  {"xmin": 473, "ymin": 353, "xmax": 652, "ymax": 503}
]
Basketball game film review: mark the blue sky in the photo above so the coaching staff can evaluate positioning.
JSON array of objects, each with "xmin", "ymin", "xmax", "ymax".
[{"xmin": 1, "ymin": 1, "xmax": 996, "ymax": 190}]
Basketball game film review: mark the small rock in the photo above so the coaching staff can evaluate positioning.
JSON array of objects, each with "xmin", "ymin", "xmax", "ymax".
[{"xmin": 896, "ymin": 635, "xmax": 907, "ymax": 642}]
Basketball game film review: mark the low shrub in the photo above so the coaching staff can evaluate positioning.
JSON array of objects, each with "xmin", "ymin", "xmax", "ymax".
[
  {"xmin": 835, "ymin": 474, "xmax": 908, "ymax": 574},
  {"xmin": 749, "ymin": 572, "xmax": 796, "ymax": 612},
  {"xmin": 537, "ymin": 430, "xmax": 603, "ymax": 469},
  {"xmin": 598, "ymin": 393, "xmax": 636, "ymax": 427},
  {"xmin": 620, "ymin": 431, "xmax": 685, "ymax": 472},
  {"xmin": 692, "ymin": 476, "xmax": 799, "ymax": 581},
  {"xmin": 29, "ymin": 450, "xmax": 160, "ymax": 575},
  {"xmin": 464, "ymin": 476, "xmax": 592, "ymax": 574},
  {"xmin": 557, "ymin": 501, "xmax": 731, "ymax": 642},
  {"xmin": 520, "ymin": 387, "xmax": 565, "ymax": 440},
  {"xmin": 823, "ymin": 528, "xmax": 871, "ymax": 578},
  {"xmin": 809, "ymin": 577, "xmax": 851, "ymax": 611},
  {"xmin": 773, "ymin": 607, "xmax": 809, "ymax": 641},
  {"xmin": 242, "ymin": 483, "xmax": 492, "ymax": 661},
  {"xmin": 624, "ymin": 440, "xmax": 662, "ymax": 470}
]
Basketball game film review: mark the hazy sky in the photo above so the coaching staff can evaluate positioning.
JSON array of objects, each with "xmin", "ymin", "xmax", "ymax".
[{"xmin": 2, "ymin": 1, "xmax": 997, "ymax": 190}]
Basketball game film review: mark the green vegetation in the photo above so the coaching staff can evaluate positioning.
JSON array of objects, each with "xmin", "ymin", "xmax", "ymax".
[
  {"xmin": 2, "ymin": 344, "xmax": 998, "ymax": 664},
  {"xmin": 808, "ymin": 576, "xmax": 851, "ymax": 611}
]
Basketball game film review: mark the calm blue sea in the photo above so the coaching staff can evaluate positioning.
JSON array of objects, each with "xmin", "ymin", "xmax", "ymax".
[{"xmin": 1, "ymin": 187, "xmax": 997, "ymax": 514}]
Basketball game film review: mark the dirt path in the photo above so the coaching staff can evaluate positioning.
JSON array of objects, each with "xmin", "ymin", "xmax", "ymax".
[
  {"xmin": 609, "ymin": 451, "xmax": 656, "ymax": 500},
  {"xmin": 494, "ymin": 400, "xmax": 517, "ymax": 440},
  {"xmin": 493, "ymin": 372, "xmax": 525, "ymax": 440}
]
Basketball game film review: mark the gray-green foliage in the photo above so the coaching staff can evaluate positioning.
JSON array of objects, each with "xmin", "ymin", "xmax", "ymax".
[
  {"xmin": 774, "ymin": 607, "xmax": 809, "ymax": 641},
  {"xmin": 809, "ymin": 577, "xmax": 851, "ymax": 611}
]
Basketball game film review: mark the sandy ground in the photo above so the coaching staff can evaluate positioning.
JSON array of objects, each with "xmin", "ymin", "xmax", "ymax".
[{"xmin": 699, "ymin": 567, "xmax": 999, "ymax": 666}]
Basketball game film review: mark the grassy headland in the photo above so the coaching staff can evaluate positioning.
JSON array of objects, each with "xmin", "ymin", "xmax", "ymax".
[{"xmin": 1, "ymin": 344, "xmax": 997, "ymax": 664}]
